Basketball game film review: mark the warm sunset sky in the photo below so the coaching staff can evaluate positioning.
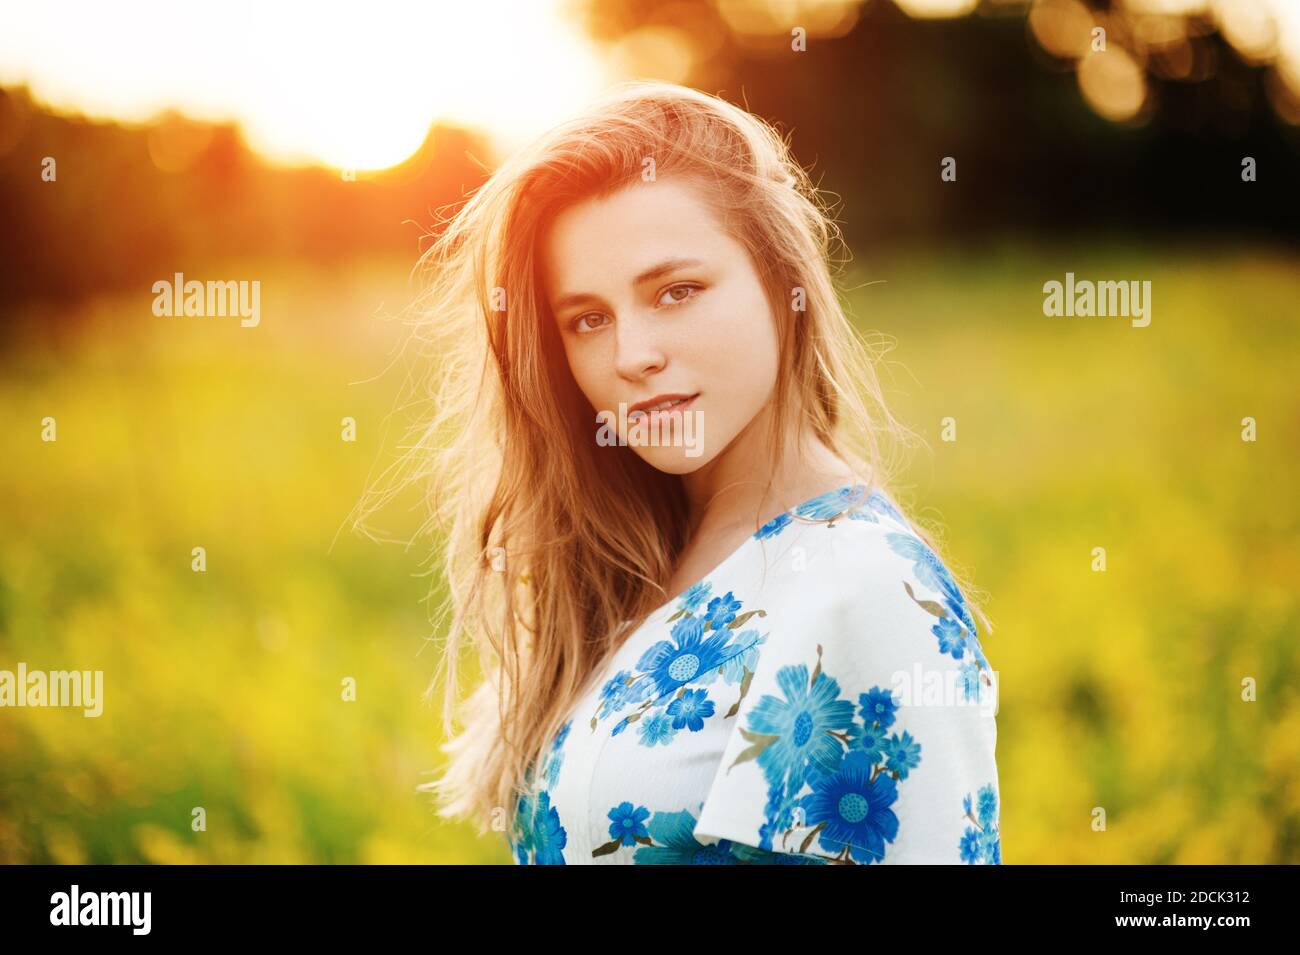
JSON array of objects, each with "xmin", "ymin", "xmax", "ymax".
[{"xmin": 1, "ymin": 0, "xmax": 1295, "ymax": 169}]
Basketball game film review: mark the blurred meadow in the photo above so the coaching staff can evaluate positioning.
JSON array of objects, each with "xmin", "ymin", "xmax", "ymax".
[
  {"xmin": 2, "ymin": 241, "xmax": 1296, "ymax": 863},
  {"xmin": 2, "ymin": 0, "xmax": 1299, "ymax": 864}
]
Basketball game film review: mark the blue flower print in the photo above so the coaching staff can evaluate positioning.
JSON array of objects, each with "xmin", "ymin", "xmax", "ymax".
[
  {"xmin": 744, "ymin": 664, "xmax": 858, "ymax": 791},
  {"xmin": 888, "ymin": 530, "xmax": 994, "ymax": 701},
  {"xmin": 755, "ymin": 511, "xmax": 793, "ymax": 539},
  {"xmin": 633, "ymin": 810, "xmax": 742, "ymax": 864},
  {"xmin": 857, "ymin": 722, "xmax": 888, "ymax": 762},
  {"xmin": 704, "ymin": 591, "xmax": 742, "ymax": 629},
  {"xmin": 541, "ymin": 718, "xmax": 572, "ymax": 787},
  {"xmin": 530, "ymin": 791, "xmax": 568, "ymax": 865},
  {"xmin": 726, "ymin": 643, "xmax": 928, "ymax": 864},
  {"xmin": 596, "ymin": 595, "xmax": 766, "ymax": 743},
  {"xmin": 511, "ymin": 792, "xmax": 534, "ymax": 865},
  {"xmin": 636, "ymin": 614, "xmax": 737, "ymax": 700},
  {"xmin": 513, "ymin": 789, "xmax": 568, "ymax": 865},
  {"xmin": 867, "ymin": 489, "xmax": 906, "ymax": 524},
  {"xmin": 932, "ymin": 615, "xmax": 967, "ymax": 659},
  {"xmin": 960, "ymin": 783, "xmax": 1001, "ymax": 864},
  {"xmin": 859, "ymin": 686, "xmax": 899, "ymax": 730},
  {"xmin": 801, "ymin": 750, "xmax": 900, "ymax": 864},
  {"xmin": 637, "ymin": 711, "xmax": 677, "ymax": 747},
  {"xmin": 666, "ymin": 687, "xmax": 715, "ymax": 731},
  {"xmin": 593, "ymin": 803, "xmax": 827, "ymax": 863},
  {"xmin": 720, "ymin": 629, "xmax": 765, "ymax": 683},
  {"xmin": 795, "ymin": 484, "xmax": 869, "ymax": 522},
  {"xmin": 885, "ymin": 731, "xmax": 921, "ymax": 780},
  {"xmin": 887, "ymin": 532, "xmax": 962, "ymax": 607},
  {"xmin": 597, "ymin": 670, "xmax": 635, "ymax": 718},
  {"xmin": 607, "ymin": 802, "xmax": 651, "ymax": 847},
  {"xmin": 552, "ymin": 719, "xmax": 572, "ymax": 751},
  {"xmin": 677, "ymin": 580, "xmax": 712, "ymax": 614}
]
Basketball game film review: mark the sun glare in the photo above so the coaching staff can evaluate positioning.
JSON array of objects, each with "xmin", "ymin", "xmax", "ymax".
[{"xmin": 0, "ymin": 0, "xmax": 612, "ymax": 170}]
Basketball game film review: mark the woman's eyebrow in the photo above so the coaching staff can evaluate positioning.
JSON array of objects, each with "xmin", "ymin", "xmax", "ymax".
[
  {"xmin": 632, "ymin": 257, "xmax": 704, "ymax": 287},
  {"xmin": 552, "ymin": 257, "xmax": 705, "ymax": 314}
]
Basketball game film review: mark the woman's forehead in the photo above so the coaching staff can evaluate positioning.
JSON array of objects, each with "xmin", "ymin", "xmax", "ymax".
[{"xmin": 540, "ymin": 178, "xmax": 733, "ymax": 292}]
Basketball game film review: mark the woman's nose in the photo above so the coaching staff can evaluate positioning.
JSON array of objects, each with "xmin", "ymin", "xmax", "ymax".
[{"xmin": 613, "ymin": 312, "xmax": 666, "ymax": 381}]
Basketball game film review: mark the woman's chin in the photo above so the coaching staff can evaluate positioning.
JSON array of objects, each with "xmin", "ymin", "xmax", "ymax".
[{"xmin": 629, "ymin": 444, "xmax": 715, "ymax": 475}]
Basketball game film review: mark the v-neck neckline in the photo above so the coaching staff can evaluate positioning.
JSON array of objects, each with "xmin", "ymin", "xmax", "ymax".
[{"xmin": 639, "ymin": 479, "xmax": 871, "ymax": 624}]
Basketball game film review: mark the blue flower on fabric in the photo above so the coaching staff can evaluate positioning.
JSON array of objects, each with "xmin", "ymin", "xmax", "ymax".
[
  {"xmin": 755, "ymin": 511, "xmax": 793, "ymax": 540},
  {"xmin": 885, "ymin": 731, "xmax": 921, "ymax": 780},
  {"xmin": 932, "ymin": 615, "xmax": 967, "ymax": 659},
  {"xmin": 636, "ymin": 614, "xmax": 737, "ymax": 699},
  {"xmin": 886, "ymin": 532, "xmax": 962, "ymax": 606},
  {"xmin": 859, "ymin": 687, "xmax": 899, "ymax": 729},
  {"xmin": 801, "ymin": 750, "xmax": 900, "ymax": 864},
  {"xmin": 703, "ymin": 591, "xmax": 742, "ymax": 629},
  {"xmin": 888, "ymin": 530, "xmax": 990, "ymax": 672},
  {"xmin": 858, "ymin": 723, "xmax": 888, "ymax": 762},
  {"xmin": 666, "ymin": 687, "xmax": 715, "ymax": 731},
  {"xmin": 514, "ymin": 790, "xmax": 567, "ymax": 865},
  {"xmin": 795, "ymin": 484, "xmax": 868, "ymax": 521},
  {"xmin": 678, "ymin": 580, "xmax": 712, "ymax": 614},
  {"xmin": 607, "ymin": 802, "xmax": 651, "ymax": 846},
  {"xmin": 632, "ymin": 810, "xmax": 742, "ymax": 865},
  {"xmin": 637, "ymin": 711, "xmax": 676, "ymax": 747},
  {"xmin": 530, "ymin": 791, "xmax": 567, "ymax": 865},
  {"xmin": 976, "ymin": 784, "xmax": 998, "ymax": 828},
  {"xmin": 747, "ymin": 664, "xmax": 857, "ymax": 790},
  {"xmin": 720, "ymin": 629, "xmax": 765, "ymax": 683},
  {"xmin": 867, "ymin": 490, "xmax": 906, "ymax": 524},
  {"xmin": 982, "ymin": 830, "xmax": 1002, "ymax": 864},
  {"xmin": 597, "ymin": 670, "xmax": 635, "ymax": 717},
  {"xmin": 552, "ymin": 719, "xmax": 572, "ymax": 751},
  {"xmin": 960, "ymin": 784, "xmax": 1001, "ymax": 864},
  {"xmin": 512, "ymin": 792, "xmax": 534, "ymax": 864}
]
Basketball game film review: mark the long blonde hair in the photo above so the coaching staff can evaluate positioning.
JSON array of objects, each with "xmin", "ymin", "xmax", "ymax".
[{"xmin": 352, "ymin": 80, "xmax": 991, "ymax": 835}]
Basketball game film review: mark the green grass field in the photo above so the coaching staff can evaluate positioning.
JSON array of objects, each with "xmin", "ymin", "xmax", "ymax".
[{"xmin": 1, "ymin": 241, "xmax": 1297, "ymax": 863}]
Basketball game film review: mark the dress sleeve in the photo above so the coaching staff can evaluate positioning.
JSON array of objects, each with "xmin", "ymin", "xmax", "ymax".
[{"xmin": 692, "ymin": 520, "xmax": 1002, "ymax": 865}]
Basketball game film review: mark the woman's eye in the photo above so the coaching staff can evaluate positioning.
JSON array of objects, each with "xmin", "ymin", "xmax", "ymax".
[
  {"xmin": 657, "ymin": 283, "xmax": 700, "ymax": 307},
  {"xmin": 573, "ymin": 312, "xmax": 610, "ymax": 334}
]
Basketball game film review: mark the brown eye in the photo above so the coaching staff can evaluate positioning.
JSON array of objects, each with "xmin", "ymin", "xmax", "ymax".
[
  {"xmin": 573, "ymin": 312, "xmax": 610, "ymax": 334},
  {"xmin": 656, "ymin": 283, "xmax": 700, "ymax": 307}
]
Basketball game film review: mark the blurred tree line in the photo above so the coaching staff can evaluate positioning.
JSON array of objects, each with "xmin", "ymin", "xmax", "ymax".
[
  {"xmin": 575, "ymin": 0, "xmax": 1300, "ymax": 256},
  {"xmin": 0, "ymin": 85, "xmax": 490, "ymax": 316},
  {"xmin": 2, "ymin": 0, "xmax": 1297, "ymax": 318}
]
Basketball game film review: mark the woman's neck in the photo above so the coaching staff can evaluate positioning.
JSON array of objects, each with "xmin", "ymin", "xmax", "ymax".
[{"xmin": 679, "ymin": 403, "xmax": 863, "ymax": 539}]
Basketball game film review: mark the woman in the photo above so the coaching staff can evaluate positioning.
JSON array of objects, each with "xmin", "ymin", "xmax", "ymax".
[{"xmin": 376, "ymin": 80, "xmax": 999, "ymax": 864}]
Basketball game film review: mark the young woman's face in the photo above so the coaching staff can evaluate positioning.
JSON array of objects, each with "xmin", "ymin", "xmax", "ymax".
[{"xmin": 540, "ymin": 175, "xmax": 780, "ymax": 474}]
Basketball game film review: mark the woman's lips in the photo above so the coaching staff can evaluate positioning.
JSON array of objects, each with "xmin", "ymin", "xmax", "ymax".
[{"xmin": 628, "ymin": 393, "xmax": 698, "ymax": 421}]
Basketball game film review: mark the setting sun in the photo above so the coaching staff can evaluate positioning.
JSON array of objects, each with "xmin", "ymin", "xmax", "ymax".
[{"xmin": 0, "ymin": 0, "xmax": 612, "ymax": 170}]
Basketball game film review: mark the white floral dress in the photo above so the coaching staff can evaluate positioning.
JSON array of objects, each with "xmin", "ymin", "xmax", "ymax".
[{"xmin": 508, "ymin": 483, "xmax": 1001, "ymax": 865}]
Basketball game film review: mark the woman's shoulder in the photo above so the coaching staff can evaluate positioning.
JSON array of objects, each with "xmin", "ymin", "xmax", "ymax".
[{"xmin": 760, "ymin": 485, "xmax": 989, "ymax": 672}]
